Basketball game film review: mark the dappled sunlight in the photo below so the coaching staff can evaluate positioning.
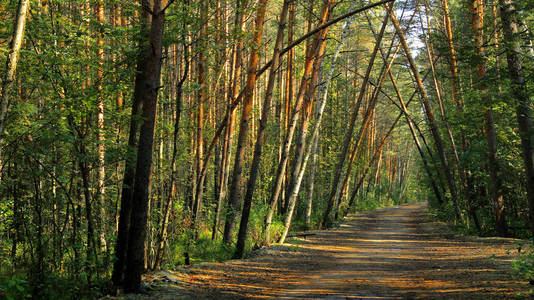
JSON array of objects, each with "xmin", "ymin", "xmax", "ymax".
[{"xmin": 145, "ymin": 202, "xmax": 529, "ymax": 299}]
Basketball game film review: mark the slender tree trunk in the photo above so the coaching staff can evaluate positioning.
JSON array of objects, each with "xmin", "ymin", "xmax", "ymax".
[
  {"xmin": 322, "ymin": 9, "xmax": 390, "ymax": 228},
  {"xmin": 387, "ymin": 5, "xmax": 462, "ymax": 221},
  {"xmin": 234, "ymin": 0, "xmax": 289, "ymax": 258},
  {"xmin": 279, "ymin": 0, "xmax": 335, "ymax": 243},
  {"xmin": 193, "ymin": 2, "xmax": 207, "ymax": 226},
  {"xmin": 213, "ymin": 0, "xmax": 244, "ymax": 241},
  {"xmin": 471, "ymin": 0, "xmax": 500, "ymax": 233},
  {"xmin": 223, "ymin": 0, "xmax": 267, "ymax": 246},
  {"xmin": 153, "ymin": 29, "xmax": 189, "ymax": 270},
  {"xmin": 95, "ymin": 0, "xmax": 107, "ymax": 253},
  {"xmin": 0, "ymin": 0, "xmax": 30, "ymax": 145},
  {"xmin": 388, "ymin": 68, "xmax": 444, "ymax": 205},
  {"xmin": 264, "ymin": 0, "xmax": 333, "ymax": 245}
]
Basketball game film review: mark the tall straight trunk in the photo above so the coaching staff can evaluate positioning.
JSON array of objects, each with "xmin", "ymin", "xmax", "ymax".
[
  {"xmin": 222, "ymin": 0, "xmax": 267, "ymax": 246},
  {"xmin": 471, "ymin": 0, "xmax": 501, "ymax": 233},
  {"xmin": 95, "ymin": 0, "xmax": 107, "ymax": 253},
  {"xmin": 387, "ymin": 5, "xmax": 462, "ymax": 221},
  {"xmin": 499, "ymin": 0, "xmax": 534, "ymax": 239},
  {"xmin": 154, "ymin": 27, "xmax": 189, "ymax": 270},
  {"xmin": 234, "ymin": 0, "xmax": 289, "ymax": 258},
  {"xmin": 442, "ymin": 0, "xmax": 462, "ymax": 109},
  {"xmin": 111, "ymin": 7, "xmax": 151, "ymax": 288},
  {"xmin": 264, "ymin": 0, "xmax": 333, "ymax": 245},
  {"xmin": 0, "ymin": 0, "xmax": 30, "ymax": 145},
  {"xmin": 193, "ymin": 2, "xmax": 207, "ymax": 225},
  {"xmin": 491, "ymin": 0, "xmax": 507, "ymax": 236},
  {"xmin": 322, "ymin": 10, "xmax": 390, "ymax": 228},
  {"xmin": 77, "ymin": 138, "xmax": 97, "ymax": 280},
  {"xmin": 213, "ymin": 0, "xmax": 244, "ymax": 241},
  {"xmin": 121, "ymin": 0, "xmax": 167, "ymax": 292}
]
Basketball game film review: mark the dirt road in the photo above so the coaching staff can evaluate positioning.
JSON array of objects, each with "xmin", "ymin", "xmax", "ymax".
[{"xmin": 138, "ymin": 202, "xmax": 531, "ymax": 299}]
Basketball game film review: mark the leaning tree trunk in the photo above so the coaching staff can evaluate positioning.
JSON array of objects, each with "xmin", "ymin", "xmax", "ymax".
[
  {"xmin": 111, "ymin": 7, "xmax": 152, "ymax": 288},
  {"xmin": 120, "ymin": 0, "xmax": 167, "ymax": 292},
  {"xmin": 321, "ymin": 9, "xmax": 390, "ymax": 228},
  {"xmin": 223, "ymin": 0, "xmax": 267, "ymax": 246},
  {"xmin": 234, "ymin": 0, "xmax": 289, "ymax": 258},
  {"xmin": 263, "ymin": 0, "xmax": 333, "ymax": 245},
  {"xmin": 387, "ymin": 5, "xmax": 462, "ymax": 222},
  {"xmin": 305, "ymin": 2, "xmax": 357, "ymax": 229}
]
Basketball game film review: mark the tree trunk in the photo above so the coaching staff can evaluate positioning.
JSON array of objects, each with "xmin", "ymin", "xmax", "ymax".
[
  {"xmin": 121, "ymin": 0, "xmax": 167, "ymax": 292},
  {"xmin": 234, "ymin": 0, "xmax": 289, "ymax": 258},
  {"xmin": 322, "ymin": 9, "xmax": 390, "ymax": 228},
  {"xmin": 213, "ymin": 0, "xmax": 244, "ymax": 241},
  {"xmin": 499, "ymin": 0, "xmax": 534, "ymax": 239},
  {"xmin": 95, "ymin": 0, "xmax": 107, "ymax": 253},
  {"xmin": 387, "ymin": 5, "xmax": 462, "ymax": 222},
  {"xmin": 223, "ymin": 0, "xmax": 267, "ymax": 246},
  {"xmin": 0, "ymin": 0, "xmax": 30, "ymax": 145},
  {"xmin": 471, "ymin": 0, "xmax": 501, "ymax": 233},
  {"xmin": 192, "ymin": 1, "xmax": 207, "ymax": 227},
  {"xmin": 264, "ymin": 0, "xmax": 333, "ymax": 245},
  {"xmin": 111, "ymin": 6, "xmax": 152, "ymax": 288}
]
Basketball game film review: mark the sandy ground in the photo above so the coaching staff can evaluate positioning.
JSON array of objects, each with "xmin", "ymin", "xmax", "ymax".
[{"xmin": 116, "ymin": 202, "xmax": 532, "ymax": 299}]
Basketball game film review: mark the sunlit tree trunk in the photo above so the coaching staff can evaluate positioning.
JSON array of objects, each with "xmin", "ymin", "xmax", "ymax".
[
  {"xmin": 387, "ymin": 5, "xmax": 462, "ymax": 222},
  {"xmin": 95, "ymin": 0, "xmax": 107, "ymax": 253},
  {"xmin": 0, "ymin": 0, "xmax": 30, "ymax": 147},
  {"xmin": 322, "ymin": 9, "xmax": 390, "ymax": 228},
  {"xmin": 213, "ymin": 0, "xmax": 244, "ymax": 241},
  {"xmin": 234, "ymin": 0, "xmax": 289, "ymax": 258},
  {"xmin": 264, "ymin": 0, "xmax": 333, "ymax": 244},
  {"xmin": 223, "ymin": 0, "xmax": 267, "ymax": 246}
]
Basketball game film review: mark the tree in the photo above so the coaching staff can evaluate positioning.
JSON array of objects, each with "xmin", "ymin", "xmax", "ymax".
[{"xmin": 0, "ymin": 0, "xmax": 30, "ymax": 147}]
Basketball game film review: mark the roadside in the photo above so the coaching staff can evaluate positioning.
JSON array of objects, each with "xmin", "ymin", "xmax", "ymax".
[{"xmin": 109, "ymin": 202, "xmax": 532, "ymax": 299}]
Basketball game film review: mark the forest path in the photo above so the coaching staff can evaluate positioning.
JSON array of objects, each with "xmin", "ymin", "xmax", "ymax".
[{"xmin": 137, "ymin": 202, "xmax": 530, "ymax": 299}]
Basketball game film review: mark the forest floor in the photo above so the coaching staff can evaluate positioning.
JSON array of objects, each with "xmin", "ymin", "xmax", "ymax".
[{"xmin": 114, "ymin": 202, "xmax": 533, "ymax": 299}]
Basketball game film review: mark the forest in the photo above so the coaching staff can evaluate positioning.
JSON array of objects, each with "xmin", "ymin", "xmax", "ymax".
[{"xmin": 0, "ymin": 0, "xmax": 533, "ymax": 298}]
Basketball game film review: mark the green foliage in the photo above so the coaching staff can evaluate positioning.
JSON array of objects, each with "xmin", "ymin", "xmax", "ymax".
[
  {"xmin": 512, "ymin": 242, "xmax": 534, "ymax": 280},
  {"xmin": 0, "ymin": 278, "xmax": 30, "ymax": 300}
]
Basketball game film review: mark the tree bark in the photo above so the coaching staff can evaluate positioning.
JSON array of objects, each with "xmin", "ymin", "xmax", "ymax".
[
  {"xmin": 387, "ymin": 5, "xmax": 462, "ymax": 221},
  {"xmin": 322, "ymin": 9, "xmax": 390, "ymax": 228},
  {"xmin": 213, "ymin": 0, "xmax": 244, "ymax": 241},
  {"xmin": 471, "ymin": 0, "xmax": 501, "ymax": 233},
  {"xmin": 111, "ymin": 6, "xmax": 152, "ymax": 288},
  {"xmin": 264, "ymin": 0, "xmax": 333, "ymax": 245},
  {"xmin": 234, "ymin": 0, "xmax": 289, "ymax": 258},
  {"xmin": 95, "ymin": 0, "xmax": 107, "ymax": 253},
  {"xmin": 121, "ymin": 0, "xmax": 167, "ymax": 292},
  {"xmin": 0, "ymin": 0, "xmax": 30, "ymax": 145},
  {"xmin": 223, "ymin": 0, "xmax": 267, "ymax": 246},
  {"xmin": 499, "ymin": 0, "xmax": 534, "ymax": 239}
]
